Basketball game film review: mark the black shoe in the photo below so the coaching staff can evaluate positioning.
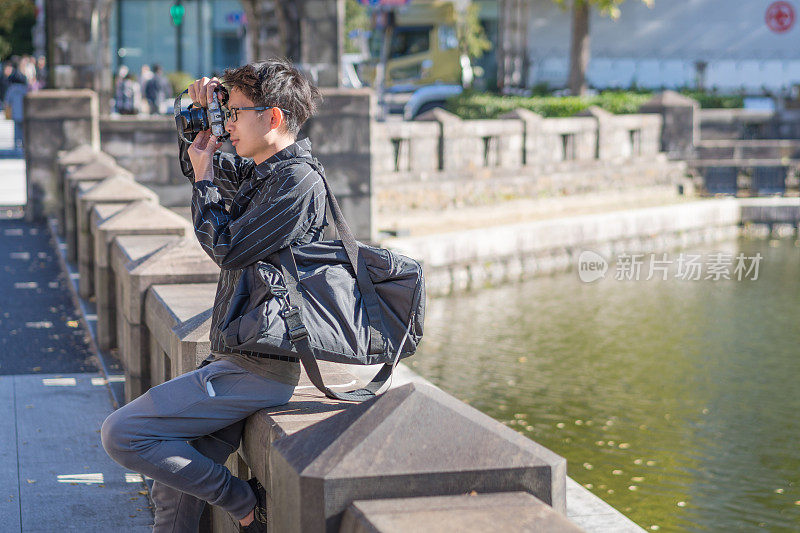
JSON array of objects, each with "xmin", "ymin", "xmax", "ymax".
[{"xmin": 240, "ymin": 477, "xmax": 267, "ymax": 533}]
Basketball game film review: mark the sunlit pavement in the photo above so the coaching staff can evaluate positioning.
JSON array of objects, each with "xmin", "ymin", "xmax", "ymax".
[
  {"xmin": 0, "ymin": 134, "xmax": 152, "ymax": 530},
  {"xmin": 0, "ymin": 374, "xmax": 152, "ymax": 530}
]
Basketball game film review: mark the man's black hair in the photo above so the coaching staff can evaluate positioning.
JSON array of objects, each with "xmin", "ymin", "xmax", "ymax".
[{"xmin": 222, "ymin": 58, "xmax": 322, "ymax": 136}]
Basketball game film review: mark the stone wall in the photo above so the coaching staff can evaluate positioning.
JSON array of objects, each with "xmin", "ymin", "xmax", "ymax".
[
  {"xmin": 385, "ymin": 199, "xmax": 744, "ymax": 296},
  {"xmin": 99, "ymin": 116, "xmax": 186, "ymax": 206},
  {"xmin": 24, "ymin": 90, "xmax": 100, "ymax": 222},
  {"xmin": 296, "ymin": 0, "xmax": 344, "ymax": 88},
  {"xmin": 639, "ymin": 90, "xmax": 699, "ymax": 160},
  {"xmin": 698, "ymin": 108, "xmax": 800, "ymax": 140},
  {"xmin": 27, "ymin": 87, "xmax": 697, "ymax": 239},
  {"xmin": 241, "ymin": 0, "xmax": 343, "ymax": 88},
  {"xmin": 303, "ymin": 88, "xmax": 375, "ymax": 241},
  {"xmin": 526, "ymin": 114, "xmax": 598, "ymax": 164},
  {"xmin": 371, "ymin": 106, "xmax": 674, "ymax": 214},
  {"xmin": 44, "ymin": 0, "xmax": 113, "ymax": 113},
  {"xmin": 373, "ymin": 107, "xmax": 663, "ymax": 182}
]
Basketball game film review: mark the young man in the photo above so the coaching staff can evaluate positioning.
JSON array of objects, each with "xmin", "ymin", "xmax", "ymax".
[{"xmin": 101, "ymin": 59, "xmax": 326, "ymax": 532}]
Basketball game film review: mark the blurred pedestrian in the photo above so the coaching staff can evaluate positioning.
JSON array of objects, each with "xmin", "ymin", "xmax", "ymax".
[
  {"xmin": 20, "ymin": 55, "xmax": 36, "ymax": 88},
  {"xmin": 114, "ymin": 65, "xmax": 129, "ymax": 97},
  {"xmin": 0, "ymin": 62, "xmax": 12, "ymax": 111},
  {"xmin": 139, "ymin": 64, "xmax": 153, "ymax": 113},
  {"xmin": 4, "ymin": 58, "xmax": 29, "ymax": 151},
  {"xmin": 115, "ymin": 71, "xmax": 140, "ymax": 115},
  {"xmin": 34, "ymin": 56, "xmax": 46, "ymax": 90},
  {"xmin": 144, "ymin": 64, "xmax": 171, "ymax": 114}
]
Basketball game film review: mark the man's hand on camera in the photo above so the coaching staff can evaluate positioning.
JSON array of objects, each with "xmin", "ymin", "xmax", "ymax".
[
  {"xmin": 188, "ymin": 129, "xmax": 222, "ymax": 183},
  {"xmin": 188, "ymin": 76, "xmax": 222, "ymax": 108}
]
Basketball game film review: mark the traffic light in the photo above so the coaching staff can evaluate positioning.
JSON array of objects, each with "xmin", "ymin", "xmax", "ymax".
[{"xmin": 170, "ymin": 2, "xmax": 185, "ymax": 26}]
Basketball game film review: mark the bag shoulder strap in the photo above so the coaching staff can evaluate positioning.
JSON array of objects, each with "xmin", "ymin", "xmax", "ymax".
[
  {"xmin": 278, "ymin": 246, "xmax": 407, "ymax": 402},
  {"xmin": 301, "ymin": 157, "xmax": 385, "ymax": 344},
  {"xmin": 268, "ymin": 156, "xmax": 393, "ymax": 402}
]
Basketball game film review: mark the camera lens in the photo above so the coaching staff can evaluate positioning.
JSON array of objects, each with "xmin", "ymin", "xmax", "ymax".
[{"xmin": 179, "ymin": 107, "xmax": 210, "ymax": 136}]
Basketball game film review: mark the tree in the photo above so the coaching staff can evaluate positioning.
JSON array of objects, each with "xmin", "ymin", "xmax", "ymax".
[
  {"xmin": 239, "ymin": 0, "xmax": 298, "ymax": 63},
  {"xmin": 457, "ymin": 2, "xmax": 492, "ymax": 61},
  {"xmin": 0, "ymin": 0, "xmax": 35, "ymax": 60},
  {"xmin": 553, "ymin": 0, "xmax": 653, "ymax": 96},
  {"xmin": 344, "ymin": 0, "xmax": 370, "ymax": 55}
]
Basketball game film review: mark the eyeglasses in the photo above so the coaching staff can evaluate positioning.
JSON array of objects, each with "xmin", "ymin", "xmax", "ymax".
[{"xmin": 224, "ymin": 106, "xmax": 290, "ymax": 123}]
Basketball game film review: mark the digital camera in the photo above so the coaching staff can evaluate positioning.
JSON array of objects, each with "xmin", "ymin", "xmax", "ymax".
[{"xmin": 173, "ymin": 86, "xmax": 230, "ymax": 143}]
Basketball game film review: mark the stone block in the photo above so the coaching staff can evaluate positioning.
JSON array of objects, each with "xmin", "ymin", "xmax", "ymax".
[
  {"xmin": 115, "ymin": 234, "xmax": 219, "ymax": 326},
  {"xmin": 23, "ymin": 90, "xmax": 100, "ymax": 221},
  {"xmin": 204, "ymin": 361, "xmax": 361, "ymax": 528},
  {"xmin": 93, "ymin": 203, "xmax": 191, "ymax": 352},
  {"xmin": 305, "ymin": 89, "xmax": 375, "ymax": 242},
  {"xmin": 57, "ymin": 145, "xmax": 114, "ymax": 167},
  {"xmin": 76, "ymin": 178, "xmax": 158, "ymax": 299},
  {"xmin": 89, "ymin": 203, "xmax": 129, "ymax": 348},
  {"xmin": 258, "ymin": 382, "xmax": 566, "ymax": 532},
  {"xmin": 111, "ymin": 235, "xmax": 183, "ymax": 398},
  {"xmin": 113, "ymin": 236, "xmax": 219, "ymax": 401},
  {"xmin": 68, "ymin": 180, "xmax": 100, "ymax": 261},
  {"xmin": 339, "ymin": 492, "xmax": 583, "ymax": 533},
  {"xmin": 64, "ymin": 159, "xmax": 132, "ymax": 261},
  {"xmin": 144, "ymin": 283, "xmax": 218, "ymax": 386},
  {"xmin": 24, "ymin": 89, "xmax": 99, "ymax": 121},
  {"xmin": 640, "ymin": 90, "xmax": 699, "ymax": 160},
  {"xmin": 55, "ymin": 147, "xmax": 116, "ymax": 234}
]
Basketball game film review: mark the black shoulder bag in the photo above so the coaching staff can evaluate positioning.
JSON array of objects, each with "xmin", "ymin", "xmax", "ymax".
[{"xmin": 219, "ymin": 158, "xmax": 426, "ymax": 402}]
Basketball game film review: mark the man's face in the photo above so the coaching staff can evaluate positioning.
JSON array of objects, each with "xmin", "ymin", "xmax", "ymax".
[{"xmin": 224, "ymin": 87, "xmax": 272, "ymax": 161}]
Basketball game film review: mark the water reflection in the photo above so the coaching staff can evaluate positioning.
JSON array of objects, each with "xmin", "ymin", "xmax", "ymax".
[{"xmin": 412, "ymin": 237, "xmax": 800, "ymax": 532}]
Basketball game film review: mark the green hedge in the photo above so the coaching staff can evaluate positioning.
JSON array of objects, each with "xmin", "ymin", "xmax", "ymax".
[
  {"xmin": 444, "ymin": 90, "xmax": 743, "ymax": 119},
  {"xmin": 444, "ymin": 91, "xmax": 652, "ymax": 119},
  {"xmin": 679, "ymin": 91, "xmax": 744, "ymax": 109}
]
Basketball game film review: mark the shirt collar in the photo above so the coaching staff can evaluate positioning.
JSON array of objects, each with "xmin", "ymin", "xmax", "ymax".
[{"xmin": 254, "ymin": 137, "xmax": 313, "ymax": 178}]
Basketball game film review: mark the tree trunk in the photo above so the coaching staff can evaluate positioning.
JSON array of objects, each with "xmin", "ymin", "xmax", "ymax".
[
  {"xmin": 242, "ymin": 0, "xmax": 291, "ymax": 63},
  {"xmin": 241, "ymin": 0, "xmax": 260, "ymax": 62},
  {"xmin": 568, "ymin": 0, "xmax": 590, "ymax": 96}
]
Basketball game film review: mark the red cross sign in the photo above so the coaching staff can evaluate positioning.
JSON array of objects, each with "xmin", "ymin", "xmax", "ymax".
[{"xmin": 766, "ymin": 1, "xmax": 795, "ymax": 33}]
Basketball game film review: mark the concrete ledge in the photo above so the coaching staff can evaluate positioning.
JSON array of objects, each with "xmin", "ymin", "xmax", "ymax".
[
  {"xmin": 76, "ymin": 178, "xmax": 158, "ymax": 299},
  {"xmin": 340, "ymin": 492, "xmax": 583, "ymax": 533},
  {"xmin": 92, "ymin": 203, "xmax": 192, "ymax": 352},
  {"xmin": 90, "ymin": 203, "xmax": 130, "ymax": 349},
  {"xmin": 55, "ymin": 147, "xmax": 117, "ymax": 234},
  {"xmin": 239, "ymin": 381, "xmax": 566, "ymax": 532},
  {"xmin": 57, "ymin": 145, "xmax": 115, "ymax": 167},
  {"xmin": 739, "ymin": 197, "xmax": 800, "ymax": 223},
  {"xmin": 24, "ymin": 89, "xmax": 99, "ymax": 120},
  {"xmin": 383, "ymin": 199, "xmax": 742, "ymax": 295},
  {"xmin": 111, "ymin": 235, "xmax": 183, "ymax": 395},
  {"xmin": 144, "ymin": 283, "xmax": 217, "ymax": 384},
  {"xmin": 63, "ymin": 158, "xmax": 131, "ymax": 262},
  {"xmin": 112, "ymin": 235, "xmax": 217, "ymax": 401},
  {"xmin": 566, "ymin": 478, "xmax": 643, "ymax": 532}
]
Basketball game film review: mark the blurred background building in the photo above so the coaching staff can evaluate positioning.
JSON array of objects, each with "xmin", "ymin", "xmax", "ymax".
[
  {"xmin": 6, "ymin": 0, "xmax": 800, "ymax": 115},
  {"xmin": 508, "ymin": 0, "xmax": 800, "ymax": 93},
  {"xmin": 112, "ymin": 0, "xmax": 245, "ymax": 76}
]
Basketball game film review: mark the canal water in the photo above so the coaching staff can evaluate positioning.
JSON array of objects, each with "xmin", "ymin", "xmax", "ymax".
[{"xmin": 411, "ymin": 236, "xmax": 800, "ymax": 532}]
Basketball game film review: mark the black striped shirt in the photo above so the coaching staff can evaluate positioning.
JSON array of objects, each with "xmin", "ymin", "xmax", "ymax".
[{"xmin": 181, "ymin": 137, "xmax": 327, "ymax": 377}]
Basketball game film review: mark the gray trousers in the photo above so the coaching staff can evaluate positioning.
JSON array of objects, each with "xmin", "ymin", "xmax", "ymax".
[{"xmin": 101, "ymin": 360, "xmax": 295, "ymax": 532}]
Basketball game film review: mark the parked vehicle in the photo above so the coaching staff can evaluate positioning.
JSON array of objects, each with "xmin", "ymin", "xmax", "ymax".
[
  {"xmin": 359, "ymin": 0, "xmax": 463, "ymax": 89},
  {"xmin": 404, "ymin": 83, "xmax": 463, "ymax": 120}
]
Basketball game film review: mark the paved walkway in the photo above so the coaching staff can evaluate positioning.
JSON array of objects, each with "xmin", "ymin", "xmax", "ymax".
[{"xmin": 0, "ymin": 128, "xmax": 152, "ymax": 531}]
